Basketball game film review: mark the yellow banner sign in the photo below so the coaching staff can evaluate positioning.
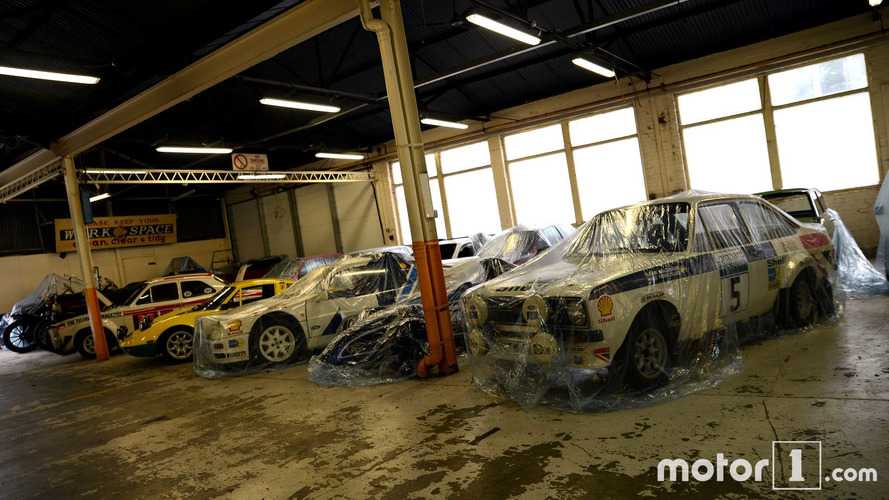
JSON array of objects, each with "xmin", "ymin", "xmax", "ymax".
[{"xmin": 55, "ymin": 214, "xmax": 177, "ymax": 253}]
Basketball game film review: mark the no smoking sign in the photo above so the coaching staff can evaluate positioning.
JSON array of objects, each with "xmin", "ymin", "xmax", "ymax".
[{"xmin": 231, "ymin": 153, "xmax": 269, "ymax": 171}]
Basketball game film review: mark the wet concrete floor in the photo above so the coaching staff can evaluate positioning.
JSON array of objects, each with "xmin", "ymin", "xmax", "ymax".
[{"xmin": 0, "ymin": 295, "xmax": 888, "ymax": 499}]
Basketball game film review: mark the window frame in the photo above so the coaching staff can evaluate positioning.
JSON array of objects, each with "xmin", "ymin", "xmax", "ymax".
[{"xmin": 676, "ymin": 53, "xmax": 880, "ymax": 194}]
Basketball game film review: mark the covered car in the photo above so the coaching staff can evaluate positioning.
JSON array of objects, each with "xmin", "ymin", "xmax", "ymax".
[
  {"xmin": 308, "ymin": 225, "xmax": 575, "ymax": 385},
  {"xmin": 462, "ymin": 192, "xmax": 836, "ymax": 408},
  {"xmin": 757, "ymin": 188, "xmax": 837, "ymax": 237},
  {"xmin": 193, "ymin": 250, "xmax": 412, "ymax": 377}
]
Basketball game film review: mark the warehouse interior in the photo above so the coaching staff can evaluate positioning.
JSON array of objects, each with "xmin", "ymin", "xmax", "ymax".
[{"xmin": 1, "ymin": 0, "xmax": 889, "ymax": 498}]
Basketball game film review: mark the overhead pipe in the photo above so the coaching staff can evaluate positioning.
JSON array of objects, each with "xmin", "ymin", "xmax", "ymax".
[{"xmin": 358, "ymin": 0, "xmax": 458, "ymax": 378}]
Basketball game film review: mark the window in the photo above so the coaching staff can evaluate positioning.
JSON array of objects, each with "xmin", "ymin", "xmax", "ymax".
[
  {"xmin": 236, "ymin": 285, "xmax": 275, "ymax": 306},
  {"xmin": 391, "ymin": 142, "xmax": 499, "ymax": 242},
  {"xmin": 678, "ymin": 79, "xmax": 773, "ymax": 194},
  {"xmin": 697, "ymin": 204, "xmax": 750, "ymax": 249},
  {"xmin": 181, "ymin": 281, "xmax": 215, "ymax": 299},
  {"xmin": 570, "ymin": 107, "xmax": 647, "ymax": 219},
  {"xmin": 739, "ymin": 202, "xmax": 796, "ymax": 241},
  {"xmin": 508, "ymin": 152, "xmax": 575, "ymax": 227},
  {"xmin": 149, "ymin": 283, "xmax": 180, "ymax": 303}
]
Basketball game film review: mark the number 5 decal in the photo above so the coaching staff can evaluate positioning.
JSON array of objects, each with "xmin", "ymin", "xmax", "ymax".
[{"xmin": 722, "ymin": 273, "xmax": 749, "ymax": 314}]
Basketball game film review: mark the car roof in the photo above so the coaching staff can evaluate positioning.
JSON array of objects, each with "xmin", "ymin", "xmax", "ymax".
[
  {"xmin": 756, "ymin": 188, "xmax": 813, "ymax": 197},
  {"xmin": 145, "ymin": 273, "xmax": 216, "ymax": 285},
  {"xmin": 232, "ymin": 278, "xmax": 292, "ymax": 287},
  {"xmin": 608, "ymin": 191, "xmax": 764, "ymax": 213}
]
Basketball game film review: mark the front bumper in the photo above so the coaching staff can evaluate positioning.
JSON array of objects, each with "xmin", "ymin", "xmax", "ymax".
[
  {"xmin": 469, "ymin": 323, "xmax": 610, "ymax": 370},
  {"xmin": 206, "ymin": 333, "xmax": 250, "ymax": 364}
]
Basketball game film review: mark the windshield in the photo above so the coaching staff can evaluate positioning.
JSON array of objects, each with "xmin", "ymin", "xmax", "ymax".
[
  {"xmin": 761, "ymin": 193, "xmax": 816, "ymax": 220},
  {"xmin": 567, "ymin": 202, "xmax": 690, "ymax": 257},
  {"xmin": 196, "ymin": 286, "xmax": 236, "ymax": 311}
]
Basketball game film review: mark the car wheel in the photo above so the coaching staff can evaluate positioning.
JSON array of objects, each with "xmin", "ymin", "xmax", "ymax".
[
  {"xmin": 75, "ymin": 329, "xmax": 115, "ymax": 360},
  {"xmin": 790, "ymin": 276, "xmax": 817, "ymax": 328},
  {"xmin": 2, "ymin": 319, "xmax": 37, "ymax": 353},
  {"xmin": 624, "ymin": 315, "xmax": 672, "ymax": 390},
  {"xmin": 250, "ymin": 318, "xmax": 306, "ymax": 365},
  {"xmin": 161, "ymin": 329, "xmax": 194, "ymax": 363}
]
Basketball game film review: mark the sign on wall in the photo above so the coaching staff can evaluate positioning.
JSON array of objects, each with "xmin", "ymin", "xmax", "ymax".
[
  {"xmin": 54, "ymin": 214, "xmax": 177, "ymax": 253},
  {"xmin": 231, "ymin": 153, "xmax": 269, "ymax": 171}
]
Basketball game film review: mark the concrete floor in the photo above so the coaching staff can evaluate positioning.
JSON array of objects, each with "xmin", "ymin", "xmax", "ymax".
[{"xmin": 1, "ymin": 296, "xmax": 888, "ymax": 499}]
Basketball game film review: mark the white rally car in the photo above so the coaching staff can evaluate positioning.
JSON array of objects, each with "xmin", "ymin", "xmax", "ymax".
[
  {"xmin": 464, "ymin": 192, "xmax": 835, "ymax": 389},
  {"xmin": 50, "ymin": 273, "xmax": 226, "ymax": 358},
  {"xmin": 196, "ymin": 251, "xmax": 412, "ymax": 368}
]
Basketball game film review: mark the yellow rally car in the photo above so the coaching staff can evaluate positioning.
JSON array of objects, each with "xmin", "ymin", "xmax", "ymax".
[{"xmin": 119, "ymin": 278, "xmax": 292, "ymax": 362}]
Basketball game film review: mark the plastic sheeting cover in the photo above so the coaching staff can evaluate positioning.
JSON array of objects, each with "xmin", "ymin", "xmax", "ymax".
[
  {"xmin": 830, "ymin": 208, "xmax": 888, "ymax": 296},
  {"xmin": 876, "ymin": 171, "xmax": 889, "ymax": 281},
  {"xmin": 308, "ymin": 226, "xmax": 574, "ymax": 387},
  {"xmin": 162, "ymin": 256, "xmax": 208, "ymax": 276},
  {"xmin": 461, "ymin": 193, "xmax": 837, "ymax": 411},
  {"xmin": 193, "ymin": 252, "xmax": 413, "ymax": 378},
  {"xmin": 8, "ymin": 274, "xmax": 86, "ymax": 317}
]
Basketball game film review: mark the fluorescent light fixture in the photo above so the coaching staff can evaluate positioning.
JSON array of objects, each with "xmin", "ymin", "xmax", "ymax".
[
  {"xmin": 572, "ymin": 57, "xmax": 616, "ymax": 78},
  {"xmin": 870, "ymin": 0, "xmax": 882, "ymax": 6},
  {"xmin": 466, "ymin": 13, "xmax": 541, "ymax": 46},
  {"xmin": 84, "ymin": 169, "xmax": 148, "ymax": 175},
  {"xmin": 421, "ymin": 118, "xmax": 469, "ymax": 130},
  {"xmin": 89, "ymin": 192, "xmax": 111, "ymax": 203},
  {"xmin": 0, "ymin": 65, "xmax": 100, "ymax": 84},
  {"xmin": 260, "ymin": 97, "xmax": 341, "ymax": 113},
  {"xmin": 315, "ymin": 152, "xmax": 365, "ymax": 160},
  {"xmin": 156, "ymin": 146, "xmax": 233, "ymax": 154},
  {"xmin": 237, "ymin": 173, "xmax": 286, "ymax": 180}
]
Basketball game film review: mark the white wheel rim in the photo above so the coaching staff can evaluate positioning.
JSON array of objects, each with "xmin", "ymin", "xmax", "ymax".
[
  {"xmin": 634, "ymin": 328, "xmax": 667, "ymax": 379},
  {"xmin": 166, "ymin": 331, "xmax": 193, "ymax": 360},
  {"xmin": 10, "ymin": 326, "xmax": 28, "ymax": 348},
  {"xmin": 258, "ymin": 326, "xmax": 296, "ymax": 362},
  {"xmin": 83, "ymin": 334, "xmax": 95, "ymax": 354}
]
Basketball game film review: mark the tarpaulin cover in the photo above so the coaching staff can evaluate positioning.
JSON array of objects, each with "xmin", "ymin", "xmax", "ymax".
[
  {"xmin": 307, "ymin": 225, "xmax": 575, "ymax": 386},
  {"xmin": 460, "ymin": 192, "xmax": 837, "ymax": 411},
  {"xmin": 876, "ymin": 171, "xmax": 889, "ymax": 281},
  {"xmin": 830, "ymin": 209, "xmax": 888, "ymax": 296},
  {"xmin": 193, "ymin": 251, "xmax": 413, "ymax": 378},
  {"xmin": 7, "ymin": 274, "xmax": 86, "ymax": 317},
  {"xmin": 264, "ymin": 255, "xmax": 343, "ymax": 281}
]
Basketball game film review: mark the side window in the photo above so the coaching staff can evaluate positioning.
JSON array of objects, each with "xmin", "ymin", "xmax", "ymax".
[
  {"xmin": 737, "ymin": 202, "xmax": 772, "ymax": 242},
  {"xmin": 760, "ymin": 204, "xmax": 797, "ymax": 239},
  {"xmin": 150, "ymin": 283, "xmax": 180, "ymax": 303},
  {"xmin": 235, "ymin": 285, "xmax": 271, "ymax": 306},
  {"xmin": 328, "ymin": 262, "xmax": 387, "ymax": 298},
  {"xmin": 457, "ymin": 245, "xmax": 475, "ymax": 258},
  {"xmin": 134, "ymin": 288, "xmax": 152, "ymax": 306},
  {"xmin": 697, "ymin": 203, "xmax": 751, "ymax": 250},
  {"xmin": 181, "ymin": 281, "xmax": 215, "ymax": 299},
  {"xmin": 692, "ymin": 213, "xmax": 711, "ymax": 252}
]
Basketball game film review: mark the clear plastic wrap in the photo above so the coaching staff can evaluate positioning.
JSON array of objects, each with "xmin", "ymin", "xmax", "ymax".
[
  {"xmin": 308, "ymin": 226, "xmax": 575, "ymax": 386},
  {"xmin": 830, "ymin": 208, "xmax": 888, "ymax": 296},
  {"xmin": 8, "ymin": 274, "xmax": 86, "ymax": 317},
  {"xmin": 162, "ymin": 256, "xmax": 208, "ymax": 276},
  {"xmin": 193, "ymin": 251, "xmax": 414, "ymax": 378},
  {"xmin": 263, "ymin": 254, "xmax": 343, "ymax": 281},
  {"xmin": 876, "ymin": 172, "xmax": 889, "ymax": 281},
  {"xmin": 461, "ymin": 193, "xmax": 837, "ymax": 411}
]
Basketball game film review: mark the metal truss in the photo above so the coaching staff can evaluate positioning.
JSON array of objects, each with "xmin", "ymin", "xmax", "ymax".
[
  {"xmin": 0, "ymin": 162, "xmax": 62, "ymax": 203},
  {"xmin": 77, "ymin": 169, "xmax": 374, "ymax": 185}
]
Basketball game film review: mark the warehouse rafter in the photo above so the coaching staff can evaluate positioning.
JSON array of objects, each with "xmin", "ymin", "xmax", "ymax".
[{"xmin": 77, "ymin": 169, "xmax": 373, "ymax": 185}]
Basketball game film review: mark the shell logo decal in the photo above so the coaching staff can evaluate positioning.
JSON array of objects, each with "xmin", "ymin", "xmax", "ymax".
[{"xmin": 596, "ymin": 295, "xmax": 614, "ymax": 317}]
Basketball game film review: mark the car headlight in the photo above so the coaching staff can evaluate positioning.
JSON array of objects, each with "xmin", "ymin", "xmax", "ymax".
[
  {"xmin": 522, "ymin": 295, "xmax": 548, "ymax": 325},
  {"xmin": 566, "ymin": 301, "xmax": 588, "ymax": 326},
  {"xmin": 466, "ymin": 296, "xmax": 487, "ymax": 326}
]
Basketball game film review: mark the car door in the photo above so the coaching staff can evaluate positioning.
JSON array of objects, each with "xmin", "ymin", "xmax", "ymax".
[
  {"xmin": 305, "ymin": 260, "xmax": 389, "ymax": 340},
  {"xmin": 130, "ymin": 282, "xmax": 181, "ymax": 329},
  {"xmin": 696, "ymin": 203, "xmax": 755, "ymax": 321},
  {"xmin": 736, "ymin": 201, "xmax": 783, "ymax": 316}
]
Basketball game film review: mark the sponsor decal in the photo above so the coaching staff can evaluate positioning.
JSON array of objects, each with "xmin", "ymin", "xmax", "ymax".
[
  {"xmin": 55, "ymin": 214, "xmax": 177, "ymax": 252},
  {"xmin": 767, "ymin": 258, "xmax": 782, "ymax": 290},
  {"xmin": 715, "ymin": 248, "xmax": 749, "ymax": 278},
  {"xmin": 800, "ymin": 232, "xmax": 830, "ymax": 250},
  {"xmin": 596, "ymin": 295, "xmax": 614, "ymax": 318},
  {"xmin": 593, "ymin": 347, "xmax": 610, "ymax": 362},
  {"xmin": 641, "ymin": 291, "xmax": 665, "ymax": 303}
]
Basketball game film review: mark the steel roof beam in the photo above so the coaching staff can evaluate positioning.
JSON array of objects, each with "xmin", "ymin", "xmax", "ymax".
[
  {"xmin": 77, "ymin": 169, "xmax": 373, "ymax": 185},
  {"xmin": 0, "ymin": 0, "xmax": 364, "ymax": 192}
]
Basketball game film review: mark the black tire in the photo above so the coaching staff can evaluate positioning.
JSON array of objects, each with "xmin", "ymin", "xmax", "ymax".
[
  {"xmin": 249, "ymin": 316, "xmax": 307, "ymax": 366},
  {"xmin": 3, "ymin": 319, "xmax": 38, "ymax": 353},
  {"xmin": 789, "ymin": 275, "xmax": 817, "ymax": 328},
  {"xmin": 159, "ymin": 328, "xmax": 195, "ymax": 363},
  {"xmin": 623, "ymin": 312, "xmax": 673, "ymax": 390},
  {"xmin": 75, "ymin": 328, "xmax": 116, "ymax": 359}
]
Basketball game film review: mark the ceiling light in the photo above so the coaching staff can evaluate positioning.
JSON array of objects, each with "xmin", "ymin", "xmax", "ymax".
[
  {"xmin": 0, "ymin": 65, "xmax": 100, "ymax": 84},
  {"xmin": 156, "ymin": 146, "xmax": 233, "ymax": 154},
  {"xmin": 84, "ymin": 169, "xmax": 148, "ymax": 175},
  {"xmin": 260, "ymin": 98, "xmax": 341, "ymax": 113},
  {"xmin": 572, "ymin": 57, "xmax": 616, "ymax": 78},
  {"xmin": 237, "ymin": 173, "xmax": 286, "ymax": 180},
  {"xmin": 89, "ymin": 192, "xmax": 111, "ymax": 203},
  {"xmin": 421, "ymin": 118, "xmax": 469, "ymax": 130},
  {"xmin": 315, "ymin": 152, "xmax": 365, "ymax": 160},
  {"xmin": 466, "ymin": 14, "xmax": 541, "ymax": 46},
  {"xmin": 870, "ymin": 0, "xmax": 882, "ymax": 6}
]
